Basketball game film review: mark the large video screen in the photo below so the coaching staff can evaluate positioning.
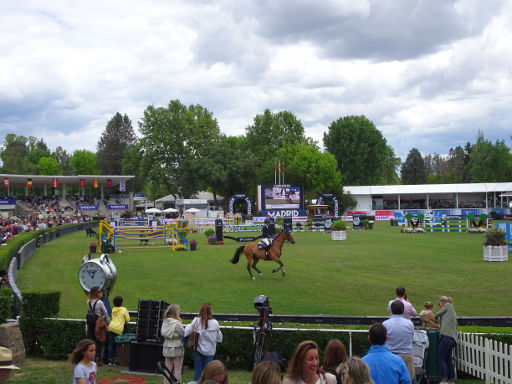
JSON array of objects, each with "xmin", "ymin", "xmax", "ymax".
[{"xmin": 262, "ymin": 184, "xmax": 303, "ymax": 210}]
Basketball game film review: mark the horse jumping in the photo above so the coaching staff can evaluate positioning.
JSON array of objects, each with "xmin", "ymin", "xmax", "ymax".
[{"xmin": 230, "ymin": 230, "xmax": 295, "ymax": 279}]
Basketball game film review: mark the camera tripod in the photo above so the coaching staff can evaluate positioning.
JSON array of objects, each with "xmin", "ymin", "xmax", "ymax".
[{"xmin": 251, "ymin": 306, "xmax": 278, "ymax": 370}]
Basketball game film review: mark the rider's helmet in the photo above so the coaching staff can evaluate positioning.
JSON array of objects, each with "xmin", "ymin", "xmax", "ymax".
[{"xmin": 264, "ymin": 218, "xmax": 270, "ymax": 224}]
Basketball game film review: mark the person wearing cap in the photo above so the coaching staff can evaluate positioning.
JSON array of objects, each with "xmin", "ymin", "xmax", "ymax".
[{"xmin": 0, "ymin": 346, "xmax": 20, "ymax": 384}]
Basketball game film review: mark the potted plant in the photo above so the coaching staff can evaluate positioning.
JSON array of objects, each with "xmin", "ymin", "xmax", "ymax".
[
  {"xmin": 306, "ymin": 218, "xmax": 314, "ymax": 230},
  {"xmin": 208, "ymin": 236, "xmax": 217, "ymax": 245},
  {"xmin": 363, "ymin": 219, "xmax": 369, "ymax": 230},
  {"xmin": 189, "ymin": 240, "xmax": 197, "ymax": 251},
  {"xmin": 483, "ymin": 227, "xmax": 508, "ymax": 261},
  {"xmin": 204, "ymin": 229, "xmax": 214, "ymax": 238},
  {"xmin": 331, "ymin": 219, "xmax": 347, "ymax": 240},
  {"xmin": 245, "ymin": 214, "xmax": 253, "ymax": 224},
  {"xmin": 89, "ymin": 242, "xmax": 97, "ymax": 254}
]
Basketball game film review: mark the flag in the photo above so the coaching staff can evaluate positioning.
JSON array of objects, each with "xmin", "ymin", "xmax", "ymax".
[
  {"xmin": 53, "ymin": 178, "xmax": 58, "ymax": 188},
  {"xmin": 4, "ymin": 177, "xmax": 8, "ymax": 187},
  {"xmin": 80, "ymin": 179, "xmax": 85, "ymax": 188},
  {"xmin": 119, "ymin": 180, "xmax": 126, "ymax": 192},
  {"xmin": 93, "ymin": 178, "xmax": 99, "ymax": 188},
  {"xmin": 107, "ymin": 179, "xmax": 112, "ymax": 188},
  {"xmin": 27, "ymin": 179, "xmax": 32, "ymax": 188}
]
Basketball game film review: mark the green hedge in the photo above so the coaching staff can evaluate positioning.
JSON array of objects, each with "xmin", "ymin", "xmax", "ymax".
[
  {"xmin": 0, "ymin": 232, "xmax": 36, "ymax": 271},
  {"xmin": 20, "ymin": 291, "xmax": 62, "ymax": 356},
  {"xmin": 0, "ymin": 286, "xmax": 13, "ymax": 323}
]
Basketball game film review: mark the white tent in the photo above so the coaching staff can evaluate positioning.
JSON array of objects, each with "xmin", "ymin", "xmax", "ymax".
[
  {"xmin": 185, "ymin": 208, "xmax": 201, "ymax": 213},
  {"xmin": 162, "ymin": 207, "xmax": 178, "ymax": 213},
  {"xmin": 145, "ymin": 208, "xmax": 162, "ymax": 214}
]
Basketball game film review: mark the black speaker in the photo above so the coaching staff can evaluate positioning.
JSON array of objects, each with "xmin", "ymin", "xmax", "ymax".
[
  {"xmin": 215, "ymin": 219, "xmax": 223, "ymax": 241},
  {"xmin": 129, "ymin": 341, "xmax": 164, "ymax": 373},
  {"xmin": 283, "ymin": 217, "xmax": 293, "ymax": 232},
  {"xmin": 136, "ymin": 299, "xmax": 169, "ymax": 342}
]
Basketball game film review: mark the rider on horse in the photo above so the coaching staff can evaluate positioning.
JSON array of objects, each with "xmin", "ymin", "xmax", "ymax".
[{"xmin": 261, "ymin": 218, "xmax": 275, "ymax": 257}]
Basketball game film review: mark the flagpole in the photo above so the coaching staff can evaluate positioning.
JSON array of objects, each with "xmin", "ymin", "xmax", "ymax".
[
  {"xmin": 274, "ymin": 161, "xmax": 277, "ymax": 185},
  {"xmin": 283, "ymin": 161, "xmax": 285, "ymax": 184}
]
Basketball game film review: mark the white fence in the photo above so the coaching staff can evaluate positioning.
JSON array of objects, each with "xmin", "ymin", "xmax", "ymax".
[{"xmin": 457, "ymin": 333, "xmax": 512, "ymax": 383}]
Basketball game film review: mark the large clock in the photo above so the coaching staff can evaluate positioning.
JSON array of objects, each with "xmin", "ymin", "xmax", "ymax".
[{"xmin": 78, "ymin": 254, "xmax": 117, "ymax": 297}]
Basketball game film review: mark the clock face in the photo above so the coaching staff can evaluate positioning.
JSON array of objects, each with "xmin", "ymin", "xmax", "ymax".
[{"xmin": 79, "ymin": 261, "xmax": 106, "ymax": 291}]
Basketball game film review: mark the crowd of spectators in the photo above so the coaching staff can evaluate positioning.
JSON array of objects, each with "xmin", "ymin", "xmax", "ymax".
[{"xmin": 0, "ymin": 195, "xmax": 97, "ymax": 245}]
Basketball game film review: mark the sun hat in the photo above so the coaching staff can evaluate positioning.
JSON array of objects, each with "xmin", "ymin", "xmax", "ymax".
[{"xmin": 0, "ymin": 347, "xmax": 20, "ymax": 370}]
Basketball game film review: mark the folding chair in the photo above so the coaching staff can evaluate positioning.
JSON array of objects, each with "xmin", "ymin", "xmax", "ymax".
[{"xmin": 156, "ymin": 360, "xmax": 181, "ymax": 384}]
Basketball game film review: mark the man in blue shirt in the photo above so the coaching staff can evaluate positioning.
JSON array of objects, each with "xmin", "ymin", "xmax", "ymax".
[
  {"xmin": 383, "ymin": 300, "xmax": 415, "ymax": 381},
  {"xmin": 362, "ymin": 323, "xmax": 412, "ymax": 384}
]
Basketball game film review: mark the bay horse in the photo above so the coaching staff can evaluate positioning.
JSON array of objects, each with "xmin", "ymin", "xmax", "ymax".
[{"xmin": 230, "ymin": 230, "xmax": 295, "ymax": 279}]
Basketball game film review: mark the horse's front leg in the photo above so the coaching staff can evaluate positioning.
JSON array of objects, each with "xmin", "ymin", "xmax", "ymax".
[
  {"xmin": 252, "ymin": 259, "xmax": 262, "ymax": 277},
  {"xmin": 247, "ymin": 263, "xmax": 255, "ymax": 280},
  {"xmin": 271, "ymin": 259, "xmax": 285, "ymax": 277}
]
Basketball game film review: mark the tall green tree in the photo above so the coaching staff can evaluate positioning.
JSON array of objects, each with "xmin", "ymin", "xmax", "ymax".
[
  {"xmin": 401, "ymin": 148, "xmax": 426, "ymax": 184},
  {"xmin": 382, "ymin": 145, "xmax": 401, "ymax": 184},
  {"xmin": 70, "ymin": 150, "xmax": 99, "ymax": 175},
  {"xmin": 323, "ymin": 115, "xmax": 389, "ymax": 185},
  {"xmin": 122, "ymin": 145, "xmax": 145, "ymax": 193},
  {"xmin": 138, "ymin": 100, "xmax": 221, "ymax": 198},
  {"xmin": 24, "ymin": 137, "xmax": 51, "ymax": 174},
  {"xmin": 52, "ymin": 146, "xmax": 73, "ymax": 175},
  {"xmin": 469, "ymin": 134, "xmax": 512, "ymax": 182},
  {"xmin": 38, "ymin": 157, "xmax": 61, "ymax": 175},
  {"xmin": 197, "ymin": 135, "xmax": 256, "ymax": 205},
  {"xmin": 277, "ymin": 143, "xmax": 343, "ymax": 201},
  {"xmin": 245, "ymin": 109, "xmax": 309, "ymax": 160},
  {"xmin": 97, "ymin": 113, "xmax": 137, "ymax": 175},
  {"xmin": 0, "ymin": 134, "xmax": 28, "ymax": 173}
]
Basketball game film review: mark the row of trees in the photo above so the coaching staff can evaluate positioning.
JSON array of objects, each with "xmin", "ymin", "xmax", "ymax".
[
  {"xmin": 1, "ymin": 99, "xmax": 511, "ymax": 207},
  {"xmin": 401, "ymin": 133, "xmax": 512, "ymax": 184}
]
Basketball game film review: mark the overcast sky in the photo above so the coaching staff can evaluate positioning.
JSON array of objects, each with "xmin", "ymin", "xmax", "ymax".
[{"xmin": 1, "ymin": 0, "xmax": 511, "ymax": 160}]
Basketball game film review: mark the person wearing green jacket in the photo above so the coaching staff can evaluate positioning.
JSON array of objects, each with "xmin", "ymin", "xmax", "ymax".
[{"xmin": 436, "ymin": 296, "xmax": 458, "ymax": 384}]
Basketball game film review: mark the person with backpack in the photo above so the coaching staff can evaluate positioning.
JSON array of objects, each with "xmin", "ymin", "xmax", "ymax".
[{"xmin": 86, "ymin": 286, "xmax": 109, "ymax": 365}]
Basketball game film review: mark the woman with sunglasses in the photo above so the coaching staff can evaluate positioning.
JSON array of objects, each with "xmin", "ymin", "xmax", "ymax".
[{"xmin": 184, "ymin": 303, "xmax": 223, "ymax": 381}]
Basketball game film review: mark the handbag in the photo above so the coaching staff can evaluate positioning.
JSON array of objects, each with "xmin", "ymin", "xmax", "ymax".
[{"xmin": 183, "ymin": 319, "xmax": 199, "ymax": 350}]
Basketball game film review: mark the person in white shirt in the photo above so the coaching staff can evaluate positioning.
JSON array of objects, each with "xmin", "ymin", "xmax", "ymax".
[{"xmin": 184, "ymin": 303, "xmax": 223, "ymax": 381}]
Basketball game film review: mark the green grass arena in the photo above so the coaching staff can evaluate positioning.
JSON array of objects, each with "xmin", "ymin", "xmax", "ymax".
[{"xmin": 16, "ymin": 221, "xmax": 512, "ymax": 319}]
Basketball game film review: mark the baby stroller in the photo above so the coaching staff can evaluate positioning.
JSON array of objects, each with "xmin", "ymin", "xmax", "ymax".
[
  {"xmin": 156, "ymin": 360, "xmax": 181, "ymax": 384},
  {"xmin": 413, "ymin": 329, "xmax": 429, "ymax": 384}
]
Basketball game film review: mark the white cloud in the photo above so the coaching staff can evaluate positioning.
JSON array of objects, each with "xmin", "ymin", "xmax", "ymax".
[{"xmin": 0, "ymin": 0, "xmax": 511, "ymax": 164}]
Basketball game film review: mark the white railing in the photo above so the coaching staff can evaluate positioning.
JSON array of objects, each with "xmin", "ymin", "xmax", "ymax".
[{"xmin": 457, "ymin": 333, "xmax": 512, "ymax": 383}]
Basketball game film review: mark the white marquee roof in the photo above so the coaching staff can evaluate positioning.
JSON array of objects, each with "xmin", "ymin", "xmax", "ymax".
[{"xmin": 344, "ymin": 182, "xmax": 512, "ymax": 195}]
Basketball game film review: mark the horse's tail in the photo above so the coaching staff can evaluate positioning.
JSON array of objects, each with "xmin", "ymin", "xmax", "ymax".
[{"xmin": 230, "ymin": 246, "xmax": 245, "ymax": 264}]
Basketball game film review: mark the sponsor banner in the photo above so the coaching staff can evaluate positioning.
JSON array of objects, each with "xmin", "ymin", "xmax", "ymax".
[
  {"xmin": 108, "ymin": 204, "xmax": 128, "ymax": 210},
  {"xmin": 496, "ymin": 222, "xmax": 512, "ymax": 252},
  {"xmin": 259, "ymin": 209, "xmax": 307, "ymax": 218},
  {"xmin": 119, "ymin": 180, "xmax": 126, "ymax": 192},
  {"xmin": 78, "ymin": 205, "xmax": 98, "ymax": 210},
  {"xmin": 0, "ymin": 199, "xmax": 16, "ymax": 205},
  {"xmin": 375, "ymin": 210, "xmax": 395, "ymax": 220},
  {"xmin": 134, "ymin": 193, "xmax": 146, "ymax": 197}
]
